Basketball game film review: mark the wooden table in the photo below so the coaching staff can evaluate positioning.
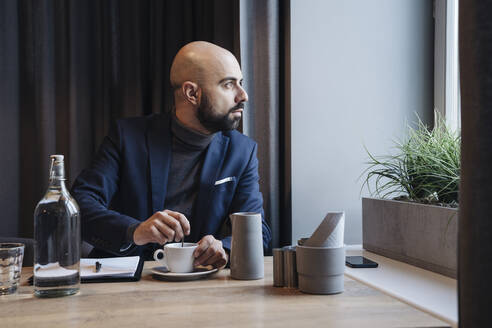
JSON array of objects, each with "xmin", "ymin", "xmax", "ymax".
[{"xmin": 1, "ymin": 257, "xmax": 448, "ymax": 328}]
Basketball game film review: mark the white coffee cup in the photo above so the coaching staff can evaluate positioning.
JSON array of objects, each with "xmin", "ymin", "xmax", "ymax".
[{"xmin": 153, "ymin": 242, "xmax": 198, "ymax": 273}]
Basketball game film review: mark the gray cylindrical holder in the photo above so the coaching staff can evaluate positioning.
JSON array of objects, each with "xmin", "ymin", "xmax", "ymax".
[
  {"xmin": 283, "ymin": 246, "xmax": 297, "ymax": 288},
  {"xmin": 272, "ymin": 248, "xmax": 284, "ymax": 287},
  {"xmin": 230, "ymin": 212, "xmax": 264, "ymax": 280},
  {"xmin": 296, "ymin": 246, "xmax": 345, "ymax": 295}
]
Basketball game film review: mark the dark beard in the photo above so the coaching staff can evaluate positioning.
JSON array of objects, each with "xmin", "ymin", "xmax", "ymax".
[{"xmin": 197, "ymin": 94, "xmax": 244, "ymax": 133}]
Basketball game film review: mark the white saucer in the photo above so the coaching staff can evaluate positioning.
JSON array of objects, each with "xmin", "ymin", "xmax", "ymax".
[{"xmin": 151, "ymin": 266, "xmax": 218, "ymax": 281}]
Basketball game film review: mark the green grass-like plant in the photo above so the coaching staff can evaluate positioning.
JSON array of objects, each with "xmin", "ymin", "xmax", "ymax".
[{"xmin": 362, "ymin": 115, "xmax": 460, "ymax": 207}]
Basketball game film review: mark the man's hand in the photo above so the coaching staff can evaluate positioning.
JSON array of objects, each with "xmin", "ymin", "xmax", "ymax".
[
  {"xmin": 193, "ymin": 235, "xmax": 228, "ymax": 268},
  {"xmin": 133, "ymin": 210, "xmax": 190, "ymax": 245}
]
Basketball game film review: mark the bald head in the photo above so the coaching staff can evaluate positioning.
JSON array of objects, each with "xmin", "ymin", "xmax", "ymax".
[
  {"xmin": 170, "ymin": 41, "xmax": 240, "ymax": 90},
  {"xmin": 170, "ymin": 41, "xmax": 247, "ymax": 135}
]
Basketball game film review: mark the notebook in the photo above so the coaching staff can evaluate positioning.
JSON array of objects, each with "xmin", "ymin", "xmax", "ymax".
[
  {"xmin": 81, "ymin": 256, "xmax": 144, "ymax": 283},
  {"xmin": 28, "ymin": 256, "xmax": 144, "ymax": 284}
]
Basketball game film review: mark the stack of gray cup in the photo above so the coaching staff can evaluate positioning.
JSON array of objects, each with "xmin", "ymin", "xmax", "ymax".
[
  {"xmin": 273, "ymin": 246, "xmax": 297, "ymax": 288},
  {"xmin": 273, "ymin": 212, "xmax": 345, "ymax": 295}
]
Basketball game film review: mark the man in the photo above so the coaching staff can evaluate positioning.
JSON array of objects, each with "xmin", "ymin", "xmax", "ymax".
[{"xmin": 72, "ymin": 41, "xmax": 271, "ymax": 268}]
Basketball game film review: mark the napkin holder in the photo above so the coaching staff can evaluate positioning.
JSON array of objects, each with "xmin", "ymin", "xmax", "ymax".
[
  {"xmin": 296, "ymin": 211, "xmax": 345, "ymax": 294},
  {"xmin": 296, "ymin": 245, "xmax": 345, "ymax": 294}
]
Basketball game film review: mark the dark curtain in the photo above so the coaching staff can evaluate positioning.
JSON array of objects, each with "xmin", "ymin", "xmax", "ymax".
[
  {"xmin": 458, "ymin": 1, "xmax": 492, "ymax": 327},
  {"xmin": 0, "ymin": 0, "xmax": 239, "ymax": 238},
  {"xmin": 0, "ymin": 0, "xmax": 288, "ymax": 248},
  {"xmin": 0, "ymin": 0, "xmax": 20, "ymax": 238},
  {"xmin": 239, "ymin": 0, "xmax": 291, "ymax": 248}
]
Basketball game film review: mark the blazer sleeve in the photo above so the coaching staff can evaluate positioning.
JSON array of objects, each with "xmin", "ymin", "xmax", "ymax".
[
  {"xmin": 71, "ymin": 121, "xmax": 141, "ymax": 255},
  {"xmin": 221, "ymin": 143, "xmax": 272, "ymax": 253}
]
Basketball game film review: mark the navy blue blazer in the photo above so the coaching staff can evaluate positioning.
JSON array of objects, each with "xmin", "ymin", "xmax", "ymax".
[{"xmin": 71, "ymin": 114, "xmax": 272, "ymax": 258}]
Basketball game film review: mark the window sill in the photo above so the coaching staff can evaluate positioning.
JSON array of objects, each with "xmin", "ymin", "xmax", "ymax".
[{"xmin": 345, "ymin": 244, "xmax": 457, "ymax": 327}]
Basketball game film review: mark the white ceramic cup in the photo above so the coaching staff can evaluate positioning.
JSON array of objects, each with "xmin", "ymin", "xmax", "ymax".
[{"xmin": 153, "ymin": 242, "xmax": 198, "ymax": 273}]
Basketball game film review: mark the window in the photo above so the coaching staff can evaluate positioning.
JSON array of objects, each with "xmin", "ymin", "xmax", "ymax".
[{"xmin": 434, "ymin": 0, "xmax": 460, "ymax": 131}]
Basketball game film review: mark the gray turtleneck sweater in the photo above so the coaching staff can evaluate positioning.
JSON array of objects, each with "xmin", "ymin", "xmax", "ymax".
[{"xmin": 164, "ymin": 115, "xmax": 215, "ymax": 220}]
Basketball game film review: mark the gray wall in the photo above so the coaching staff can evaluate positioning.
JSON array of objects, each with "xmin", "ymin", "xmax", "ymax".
[{"xmin": 290, "ymin": 0, "xmax": 434, "ymax": 244}]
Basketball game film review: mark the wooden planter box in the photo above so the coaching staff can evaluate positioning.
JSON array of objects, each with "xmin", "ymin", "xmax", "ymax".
[{"xmin": 362, "ymin": 198, "xmax": 458, "ymax": 278}]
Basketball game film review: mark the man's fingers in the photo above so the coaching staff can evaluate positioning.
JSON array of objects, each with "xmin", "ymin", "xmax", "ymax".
[
  {"xmin": 176, "ymin": 213, "xmax": 191, "ymax": 236},
  {"xmin": 193, "ymin": 242, "xmax": 208, "ymax": 259},
  {"xmin": 150, "ymin": 225, "xmax": 168, "ymax": 245},
  {"xmin": 136, "ymin": 210, "xmax": 192, "ymax": 245},
  {"xmin": 163, "ymin": 215, "xmax": 183, "ymax": 242},
  {"xmin": 164, "ymin": 210, "xmax": 191, "ymax": 236},
  {"xmin": 215, "ymin": 257, "xmax": 227, "ymax": 268},
  {"xmin": 195, "ymin": 246, "xmax": 215, "ymax": 266},
  {"xmin": 153, "ymin": 219, "xmax": 176, "ymax": 242},
  {"xmin": 193, "ymin": 236, "xmax": 213, "ymax": 258},
  {"xmin": 156, "ymin": 211, "xmax": 184, "ymax": 242},
  {"xmin": 195, "ymin": 238, "xmax": 223, "ymax": 265},
  {"xmin": 203, "ymin": 252, "xmax": 225, "ymax": 267}
]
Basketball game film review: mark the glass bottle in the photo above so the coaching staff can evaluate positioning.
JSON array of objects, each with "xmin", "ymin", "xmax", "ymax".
[{"xmin": 33, "ymin": 155, "xmax": 80, "ymax": 297}]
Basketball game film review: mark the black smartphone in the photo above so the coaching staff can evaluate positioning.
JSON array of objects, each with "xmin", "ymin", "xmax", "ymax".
[{"xmin": 345, "ymin": 256, "xmax": 378, "ymax": 268}]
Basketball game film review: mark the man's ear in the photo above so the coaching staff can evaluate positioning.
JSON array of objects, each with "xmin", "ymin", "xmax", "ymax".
[{"xmin": 182, "ymin": 81, "xmax": 201, "ymax": 106}]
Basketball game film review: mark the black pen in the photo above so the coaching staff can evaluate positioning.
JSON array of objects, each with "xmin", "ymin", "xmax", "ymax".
[{"xmin": 95, "ymin": 261, "xmax": 102, "ymax": 273}]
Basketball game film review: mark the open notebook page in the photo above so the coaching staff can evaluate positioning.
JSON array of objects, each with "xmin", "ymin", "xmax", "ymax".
[{"xmin": 81, "ymin": 256, "xmax": 140, "ymax": 279}]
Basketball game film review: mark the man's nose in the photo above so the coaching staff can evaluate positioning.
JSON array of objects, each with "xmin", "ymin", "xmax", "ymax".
[{"xmin": 235, "ymin": 85, "xmax": 248, "ymax": 103}]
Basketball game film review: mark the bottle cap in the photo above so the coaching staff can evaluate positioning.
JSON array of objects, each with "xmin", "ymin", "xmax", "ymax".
[
  {"xmin": 49, "ymin": 155, "xmax": 66, "ymax": 180},
  {"xmin": 50, "ymin": 155, "xmax": 64, "ymax": 163}
]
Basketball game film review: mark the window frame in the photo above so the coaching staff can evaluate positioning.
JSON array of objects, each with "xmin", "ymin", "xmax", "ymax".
[{"xmin": 434, "ymin": 0, "xmax": 460, "ymax": 131}]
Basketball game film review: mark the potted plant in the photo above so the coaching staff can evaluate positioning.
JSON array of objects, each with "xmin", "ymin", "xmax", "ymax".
[{"xmin": 361, "ymin": 115, "xmax": 460, "ymax": 278}]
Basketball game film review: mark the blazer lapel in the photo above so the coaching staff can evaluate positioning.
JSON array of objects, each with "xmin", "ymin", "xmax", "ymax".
[
  {"xmin": 146, "ymin": 115, "xmax": 172, "ymax": 214},
  {"xmin": 192, "ymin": 133, "xmax": 230, "ymax": 239}
]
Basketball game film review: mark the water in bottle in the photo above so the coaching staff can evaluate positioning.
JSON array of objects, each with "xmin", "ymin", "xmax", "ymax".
[{"xmin": 33, "ymin": 155, "xmax": 80, "ymax": 297}]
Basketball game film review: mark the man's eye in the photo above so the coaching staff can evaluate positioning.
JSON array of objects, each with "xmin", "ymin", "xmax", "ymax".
[{"xmin": 224, "ymin": 82, "xmax": 233, "ymax": 88}]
